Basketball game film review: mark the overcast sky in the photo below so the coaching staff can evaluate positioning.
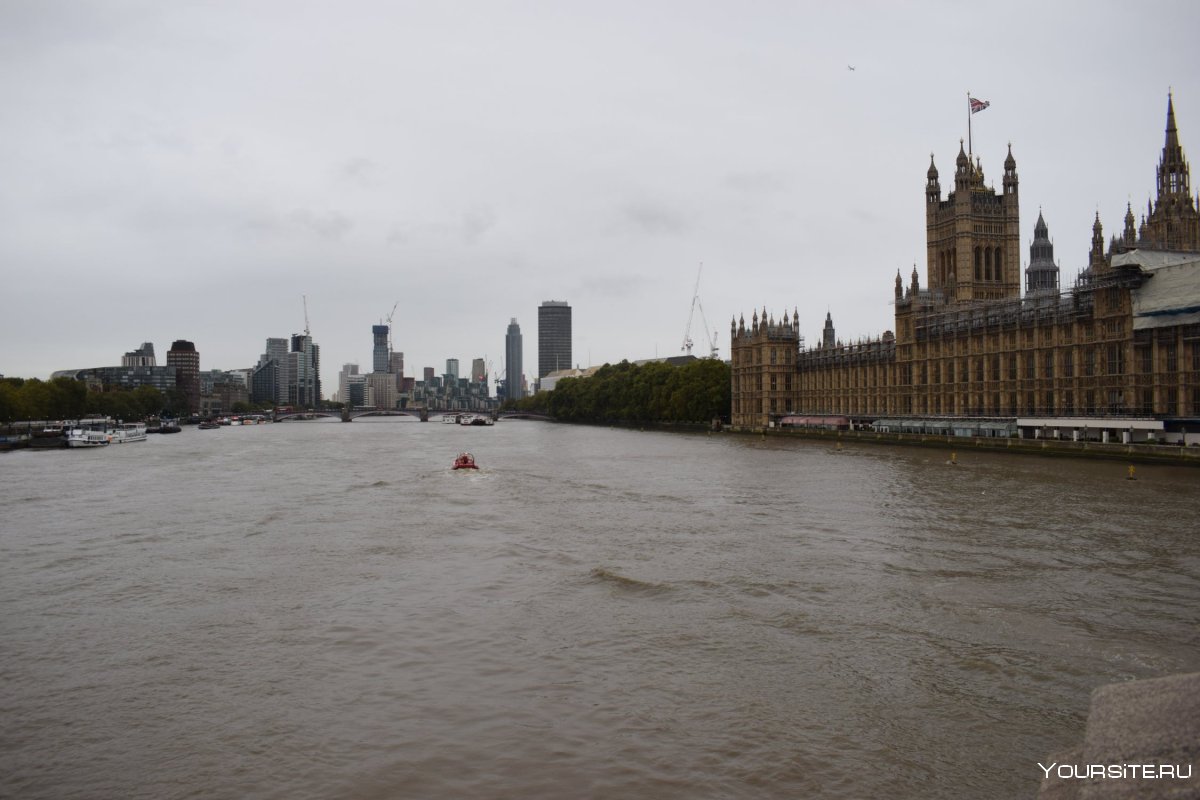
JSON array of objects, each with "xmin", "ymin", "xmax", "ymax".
[{"xmin": 3, "ymin": 1, "xmax": 1198, "ymax": 394}]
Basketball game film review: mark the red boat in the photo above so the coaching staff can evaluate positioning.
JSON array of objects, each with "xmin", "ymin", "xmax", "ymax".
[{"xmin": 452, "ymin": 452, "xmax": 478, "ymax": 470}]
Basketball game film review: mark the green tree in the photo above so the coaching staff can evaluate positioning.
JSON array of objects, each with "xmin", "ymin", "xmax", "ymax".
[{"xmin": 542, "ymin": 359, "xmax": 730, "ymax": 424}]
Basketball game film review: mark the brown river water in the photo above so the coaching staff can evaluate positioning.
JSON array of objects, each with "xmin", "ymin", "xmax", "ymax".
[{"xmin": 2, "ymin": 418, "xmax": 1198, "ymax": 799}]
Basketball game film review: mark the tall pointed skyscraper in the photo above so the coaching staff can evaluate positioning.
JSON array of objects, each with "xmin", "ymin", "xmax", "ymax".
[{"xmin": 505, "ymin": 318, "xmax": 524, "ymax": 400}]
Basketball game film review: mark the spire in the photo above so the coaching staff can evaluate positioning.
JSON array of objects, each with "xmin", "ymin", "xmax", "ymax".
[
  {"xmin": 953, "ymin": 140, "xmax": 972, "ymax": 193},
  {"xmin": 1026, "ymin": 209, "xmax": 1058, "ymax": 296},
  {"xmin": 1166, "ymin": 91, "xmax": 1179, "ymax": 149},
  {"xmin": 1089, "ymin": 213, "xmax": 1107, "ymax": 274},
  {"xmin": 1002, "ymin": 143, "xmax": 1018, "ymax": 196},
  {"xmin": 1157, "ymin": 91, "xmax": 1190, "ymax": 205}
]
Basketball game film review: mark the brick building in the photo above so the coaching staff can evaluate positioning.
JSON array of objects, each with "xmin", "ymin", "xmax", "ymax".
[{"xmin": 732, "ymin": 96, "xmax": 1200, "ymax": 436}]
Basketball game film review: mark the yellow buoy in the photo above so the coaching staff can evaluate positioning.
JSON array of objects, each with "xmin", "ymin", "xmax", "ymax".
[{"xmin": 1127, "ymin": 465, "xmax": 1137, "ymax": 481}]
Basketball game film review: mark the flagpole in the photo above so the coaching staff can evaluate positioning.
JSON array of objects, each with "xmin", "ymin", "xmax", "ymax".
[{"xmin": 967, "ymin": 92, "xmax": 972, "ymax": 156}]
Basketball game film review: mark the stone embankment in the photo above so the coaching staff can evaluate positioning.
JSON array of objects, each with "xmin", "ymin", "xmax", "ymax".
[
  {"xmin": 737, "ymin": 427, "xmax": 1200, "ymax": 466},
  {"xmin": 1036, "ymin": 672, "xmax": 1199, "ymax": 799}
]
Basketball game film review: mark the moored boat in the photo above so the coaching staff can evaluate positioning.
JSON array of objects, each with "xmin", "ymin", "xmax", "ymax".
[
  {"xmin": 30, "ymin": 425, "xmax": 68, "ymax": 448},
  {"xmin": 0, "ymin": 432, "xmax": 31, "ymax": 451},
  {"xmin": 109, "ymin": 422, "xmax": 148, "ymax": 443},
  {"xmin": 66, "ymin": 421, "xmax": 112, "ymax": 448}
]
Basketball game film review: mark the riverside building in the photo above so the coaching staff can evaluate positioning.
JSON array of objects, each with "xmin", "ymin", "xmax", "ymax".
[
  {"xmin": 505, "ymin": 318, "xmax": 524, "ymax": 401},
  {"xmin": 538, "ymin": 300, "xmax": 572, "ymax": 381},
  {"xmin": 731, "ymin": 96, "xmax": 1200, "ymax": 443}
]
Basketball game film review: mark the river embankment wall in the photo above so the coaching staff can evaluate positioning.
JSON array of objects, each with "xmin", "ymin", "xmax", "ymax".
[{"xmin": 729, "ymin": 425, "xmax": 1200, "ymax": 466}]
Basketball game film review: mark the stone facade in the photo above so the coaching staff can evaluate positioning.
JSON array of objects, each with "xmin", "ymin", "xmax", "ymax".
[{"xmin": 732, "ymin": 96, "xmax": 1200, "ymax": 429}]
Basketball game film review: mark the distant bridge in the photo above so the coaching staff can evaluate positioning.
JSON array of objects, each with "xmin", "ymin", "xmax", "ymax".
[
  {"xmin": 273, "ymin": 409, "xmax": 553, "ymax": 422},
  {"xmin": 273, "ymin": 409, "xmax": 423, "ymax": 421}
]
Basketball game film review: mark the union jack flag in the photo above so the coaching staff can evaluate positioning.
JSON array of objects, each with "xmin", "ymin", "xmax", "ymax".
[{"xmin": 969, "ymin": 97, "xmax": 990, "ymax": 114}]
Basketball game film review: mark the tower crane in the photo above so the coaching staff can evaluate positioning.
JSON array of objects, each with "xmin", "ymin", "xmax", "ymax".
[
  {"xmin": 302, "ymin": 294, "xmax": 311, "ymax": 337},
  {"xmin": 385, "ymin": 301, "xmax": 398, "ymax": 357},
  {"xmin": 681, "ymin": 264, "xmax": 719, "ymax": 359}
]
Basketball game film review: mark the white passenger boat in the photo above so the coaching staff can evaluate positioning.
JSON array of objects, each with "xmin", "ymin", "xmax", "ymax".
[
  {"xmin": 66, "ymin": 420, "xmax": 148, "ymax": 447},
  {"xmin": 66, "ymin": 422, "xmax": 112, "ymax": 448},
  {"xmin": 109, "ymin": 422, "xmax": 148, "ymax": 443}
]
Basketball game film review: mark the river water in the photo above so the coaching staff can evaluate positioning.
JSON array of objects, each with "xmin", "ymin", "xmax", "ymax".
[{"xmin": 2, "ymin": 419, "xmax": 1198, "ymax": 799}]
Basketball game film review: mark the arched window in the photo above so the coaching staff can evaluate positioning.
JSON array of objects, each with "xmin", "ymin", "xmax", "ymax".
[
  {"xmin": 995, "ymin": 246, "xmax": 1003, "ymax": 281},
  {"xmin": 984, "ymin": 247, "xmax": 992, "ymax": 281},
  {"xmin": 974, "ymin": 247, "xmax": 982, "ymax": 281}
]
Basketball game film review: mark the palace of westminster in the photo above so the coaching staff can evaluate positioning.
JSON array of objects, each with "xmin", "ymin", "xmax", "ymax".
[{"xmin": 731, "ymin": 95, "xmax": 1200, "ymax": 438}]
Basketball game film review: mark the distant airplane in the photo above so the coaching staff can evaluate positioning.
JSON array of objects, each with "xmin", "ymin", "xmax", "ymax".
[{"xmin": 848, "ymin": 65, "xmax": 856, "ymax": 71}]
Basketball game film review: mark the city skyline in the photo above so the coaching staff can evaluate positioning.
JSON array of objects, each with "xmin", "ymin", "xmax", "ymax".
[{"xmin": 2, "ymin": 3, "xmax": 1198, "ymax": 395}]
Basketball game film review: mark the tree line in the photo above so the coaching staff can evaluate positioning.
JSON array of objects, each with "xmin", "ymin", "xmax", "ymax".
[
  {"xmin": 504, "ymin": 359, "xmax": 730, "ymax": 424},
  {"xmin": 0, "ymin": 377, "xmax": 236, "ymax": 423}
]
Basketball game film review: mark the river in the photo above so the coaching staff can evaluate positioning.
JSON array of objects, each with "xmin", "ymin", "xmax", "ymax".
[{"xmin": 2, "ymin": 418, "xmax": 1198, "ymax": 799}]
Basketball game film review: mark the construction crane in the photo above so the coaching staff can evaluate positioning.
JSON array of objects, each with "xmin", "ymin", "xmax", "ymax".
[
  {"xmin": 681, "ymin": 264, "xmax": 719, "ymax": 359},
  {"xmin": 385, "ymin": 301, "xmax": 398, "ymax": 356},
  {"xmin": 302, "ymin": 294, "xmax": 311, "ymax": 337}
]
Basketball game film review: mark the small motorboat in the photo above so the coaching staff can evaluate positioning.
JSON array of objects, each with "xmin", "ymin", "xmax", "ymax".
[{"xmin": 452, "ymin": 452, "xmax": 478, "ymax": 470}]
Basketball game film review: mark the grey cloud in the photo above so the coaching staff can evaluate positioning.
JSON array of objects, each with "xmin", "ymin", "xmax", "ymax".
[
  {"xmin": 723, "ymin": 171, "xmax": 791, "ymax": 194},
  {"xmin": 340, "ymin": 157, "xmax": 380, "ymax": 186},
  {"xmin": 288, "ymin": 209, "xmax": 353, "ymax": 240},
  {"xmin": 619, "ymin": 201, "xmax": 688, "ymax": 236},
  {"xmin": 461, "ymin": 206, "xmax": 496, "ymax": 245}
]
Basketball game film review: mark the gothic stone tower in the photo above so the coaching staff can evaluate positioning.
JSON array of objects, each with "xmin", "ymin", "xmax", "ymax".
[
  {"xmin": 1095, "ymin": 94, "xmax": 1199, "ymax": 277},
  {"xmin": 1140, "ymin": 93, "xmax": 1200, "ymax": 251},
  {"xmin": 1024, "ymin": 210, "xmax": 1060, "ymax": 297},
  {"xmin": 925, "ymin": 142, "xmax": 1020, "ymax": 303},
  {"xmin": 730, "ymin": 308, "xmax": 800, "ymax": 428}
]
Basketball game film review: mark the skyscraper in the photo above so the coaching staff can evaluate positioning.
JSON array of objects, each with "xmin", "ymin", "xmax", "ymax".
[
  {"xmin": 167, "ymin": 340, "xmax": 200, "ymax": 415},
  {"xmin": 290, "ymin": 333, "xmax": 320, "ymax": 407},
  {"xmin": 338, "ymin": 363, "xmax": 360, "ymax": 405},
  {"xmin": 372, "ymin": 325, "xmax": 390, "ymax": 373},
  {"xmin": 538, "ymin": 300, "xmax": 572, "ymax": 379},
  {"xmin": 446, "ymin": 358, "xmax": 459, "ymax": 380},
  {"xmin": 505, "ymin": 318, "xmax": 523, "ymax": 400}
]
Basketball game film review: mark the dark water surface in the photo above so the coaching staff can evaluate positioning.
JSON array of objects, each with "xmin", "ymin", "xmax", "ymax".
[{"xmin": 2, "ymin": 419, "xmax": 1198, "ymax": 799}]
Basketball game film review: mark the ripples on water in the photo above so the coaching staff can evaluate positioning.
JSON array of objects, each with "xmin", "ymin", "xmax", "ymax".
[{"xmin": 2, "ymin": 420, "xmax": 1198, "ymax": 799}]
